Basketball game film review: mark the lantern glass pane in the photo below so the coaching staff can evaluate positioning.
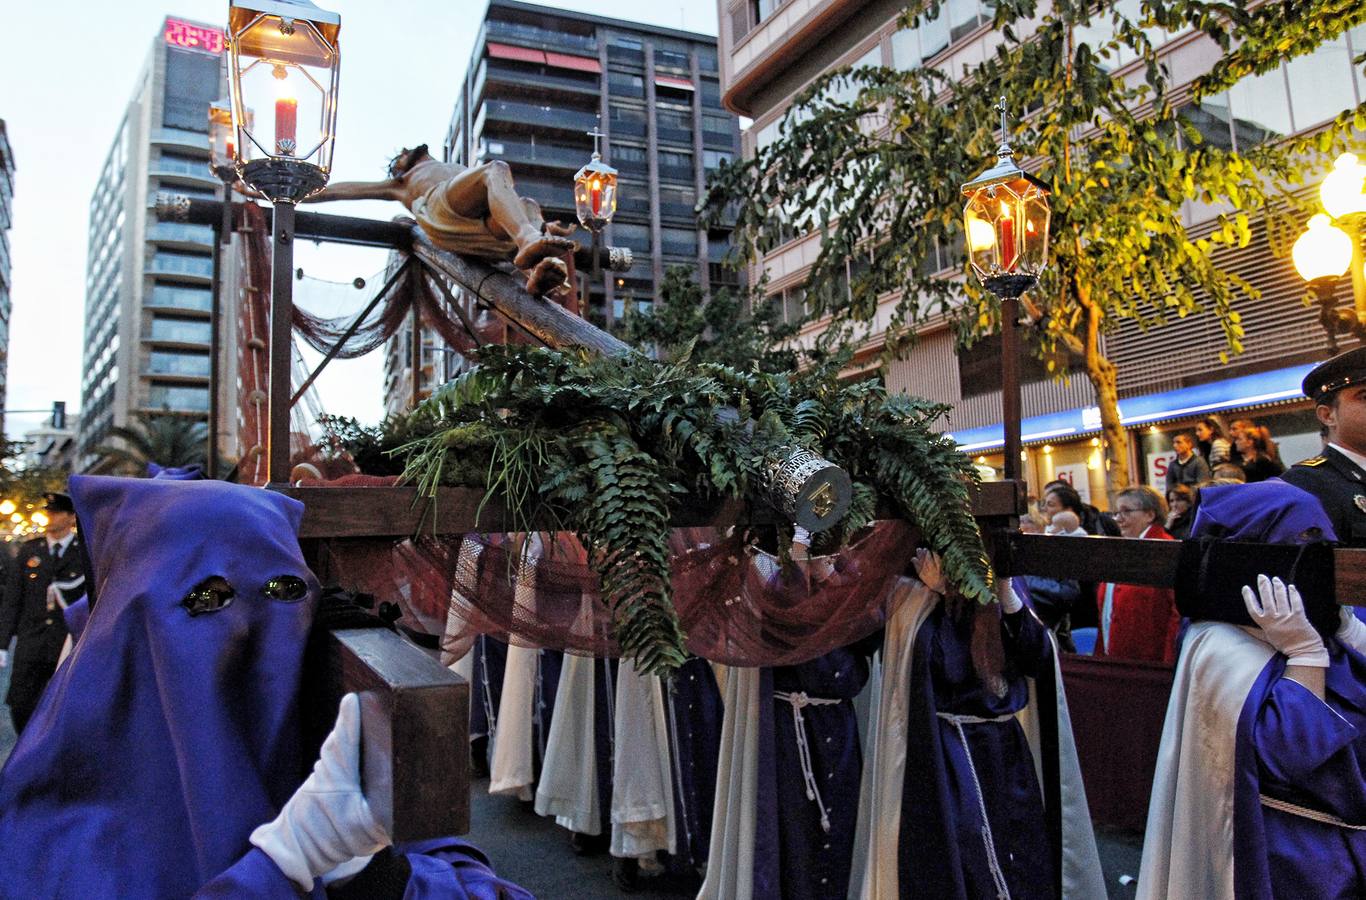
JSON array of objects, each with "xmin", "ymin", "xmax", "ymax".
[
  {"xmin": 964, "ymin": 193, "xmax": 998, "ymax": 279},
  {"xmin": 1020, "ymin": 188, "xmax": 1050, "ymax": 273}
]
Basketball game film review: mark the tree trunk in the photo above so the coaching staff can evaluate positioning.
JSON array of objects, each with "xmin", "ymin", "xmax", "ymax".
[{"xmin": 1081, "ymin": 298, "xmax": 1130, "ymax": 498}]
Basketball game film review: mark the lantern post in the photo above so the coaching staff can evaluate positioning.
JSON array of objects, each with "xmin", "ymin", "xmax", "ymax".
[
  {"xmin": 960, "ymin": 99, "xmax": 1051, "ymax": 483},
  {"xmin": 226, "ymin": 0, "xmax": 341, "ymax": 484},
  {"xmin": 1295, "ymin": 154, "xmax": 1366, "ymax": 353},
  {"xmin": 574, "ymin": 128, "xmax": 619, "ymax": 290}
]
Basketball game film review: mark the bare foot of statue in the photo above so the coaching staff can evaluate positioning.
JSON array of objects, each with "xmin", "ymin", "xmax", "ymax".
[
  {"xmin": 512, "ymin": 233, "xmax": 578, "ymax": 270},
  {"xmin": 525, "ymin": 257, "xmax": 569, "ymax": 296}
]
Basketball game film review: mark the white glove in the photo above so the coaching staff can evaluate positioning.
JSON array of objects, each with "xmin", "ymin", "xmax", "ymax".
[
  {"xmin": 1338, "ymin": 606, "xmax": 1366, "ymax": 656},
  {"xmin": 913, "ymin": 548, "xmax": 948, "ymax": 595},
  {"xmin": 250, "ymin": 693, "xmax": 389, "ymax": 890},
  {"xmin": 1241, "ymin": 575, "xmax": 1330, "ymax": 668},
  {"xmin": 792, "ymin": 525, "xmax": 812, "ymax": 548},
  {"xmin": 998, "ymin": 579, "xmax": 1024, "ymax": 614},
  {"xmin": 0, "ymin": 649, "xmax": 8, "ymax": 668}
]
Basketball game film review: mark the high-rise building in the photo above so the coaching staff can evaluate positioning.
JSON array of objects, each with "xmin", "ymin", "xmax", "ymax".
[
  {"xmin": 718, "ymin": 1, "xmax": 1366, "ymax": 501},
  {"xmin": 0, "ymin": 120, "xmax": 15, "ymax": 437},
  {"xmin": 383, "ymin": 0, "xmax": 741, "ymax": 414},
  {"xmin": 77, "ymin": 17, "xmax": 226, "ymax": 471}
]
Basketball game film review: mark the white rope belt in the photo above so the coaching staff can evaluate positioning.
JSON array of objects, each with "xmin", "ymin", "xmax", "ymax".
[
  {"xmin": 1260, "ymin": 794, "xmax": 1366, "ymax": 831},
  {"xmin": 46, "ymin": 576, "xmax": 85, "ymax": 613},
  {"xmin": 775, "ymin": 690, "xmax": 843, "ymax": 833},
  {"xmin": 938, "ymin": 711, "xmax": 1016, "ymax": 900}
]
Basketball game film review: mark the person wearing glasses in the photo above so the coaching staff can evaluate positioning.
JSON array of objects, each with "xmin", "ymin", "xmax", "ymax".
[{"xmin": 1095, "ymin": 486, "xmax": 1179, "ymax": 664}]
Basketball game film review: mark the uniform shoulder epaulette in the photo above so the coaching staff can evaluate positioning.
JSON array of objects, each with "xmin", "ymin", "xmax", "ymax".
[{"xmin": 1296, "ymin": 456, "xmax": 1328, "ymax": 467}]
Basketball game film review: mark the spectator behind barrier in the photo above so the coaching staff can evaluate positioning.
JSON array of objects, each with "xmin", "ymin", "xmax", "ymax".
[
  {"xmin": 1195, "ymin": 415, "xmax": 1233, "ymax": 466},
  {"xmin": 1236, "ymin": 426, "xmax": 1285, "ymax": 483},
  {"xmin": 1095, "ymin": 486, "xmax": 1180, "ymax": 664},
  {"xmin": 1167, "ymin": 433, "xmax": 1212, "ymax": 492},
  {"xmin": 1165, "ymin": 485, "xmax": 1195, "ymax": 540}
]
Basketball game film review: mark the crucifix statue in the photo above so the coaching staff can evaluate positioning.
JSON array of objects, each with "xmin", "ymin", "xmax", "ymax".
[{"xmin": 302, "ymin": 145, "xmax": 579, "ymax": 296}]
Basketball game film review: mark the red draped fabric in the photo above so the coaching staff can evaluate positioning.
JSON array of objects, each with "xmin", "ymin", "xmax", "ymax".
[{"xmin": 316, "ymin": 520, "xmax": 915, "ymax": 667}]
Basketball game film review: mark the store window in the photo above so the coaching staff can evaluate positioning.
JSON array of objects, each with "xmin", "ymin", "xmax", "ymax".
[
  {"xmin": 1176, "ymin": 94, "xmax": 1234, "ymax": 150},
  {"xmin": 1286, "ymin": 36, "xmax": 1358, "ymax": 131},
  {"xmin": 1227, "ymin": 69, "xmax": 1292, "ymax": 148}
]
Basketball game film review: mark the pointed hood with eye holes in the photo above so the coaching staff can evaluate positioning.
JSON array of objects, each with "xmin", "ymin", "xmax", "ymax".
[{"xmin": 0, "ymin": 475, "xmax": 320, "ymax": 897}]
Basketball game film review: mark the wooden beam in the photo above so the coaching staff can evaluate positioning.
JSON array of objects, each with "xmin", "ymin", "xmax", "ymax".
[
  {"xmin": 409, "ymin": 227, "xmax": 633, "ymax": 358},
  {"xmin": 1008, "ymin": 531, "xmax": 1366, "ymax": 606},
  {"xmin": 278, "ymin": 480, "xmax": 1021, "ymax": 539},
  {"xmin": 304, "ymin": 628, "xmax": 469, "ymax": 841}
]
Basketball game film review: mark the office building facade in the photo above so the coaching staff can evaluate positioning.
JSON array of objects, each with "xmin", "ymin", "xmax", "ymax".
[
  {"xmin": 78, "ymin": 17, "xmax": 225, "ymax": 470},
  {"xmin": 719, "ymin": 0, "xmax": 1366, "ymax": 502}
]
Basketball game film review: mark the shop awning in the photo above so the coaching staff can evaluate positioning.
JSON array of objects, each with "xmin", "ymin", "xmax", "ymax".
[
  {"xmin": 944, "ymin": 362, "xmax": 1317, "ymax": 453},
  {"xmin": 545, "ymin": 51, "xmax": 600, "ymax": 73},
  {"xmin": 655, "ymin": 75, "xmax": 695, "ymax": 90},
  {"xmin": 487, "ymin": 42, "xmax": 545, "ymax": 64}
]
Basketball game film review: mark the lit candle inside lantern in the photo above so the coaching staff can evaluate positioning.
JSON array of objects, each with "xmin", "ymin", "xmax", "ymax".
[
  {"xmin": 274, "ymin": 75, "xmax": 298, "ymax": 156},
  {"xmin": 999, "ymin": 200, "xmax": 1015, "ymax": 270},
  {"xmin": 590, "ymin": 177, "xmax": 602, "ymax": 217}
]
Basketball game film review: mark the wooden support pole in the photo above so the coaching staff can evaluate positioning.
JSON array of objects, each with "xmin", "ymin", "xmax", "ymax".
[
  {"xmin": 1000, "ymin": 294, "xmax": 1022, "ymax": 484},
  {"xmin": 410, "ymin": 298, "xmax": 422, "ymax": 409},
  {"xmin": 268, "ymin": 202, "xmax": 296, "ymax": 485}
]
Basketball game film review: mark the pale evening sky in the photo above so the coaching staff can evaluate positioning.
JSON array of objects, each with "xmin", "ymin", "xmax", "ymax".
[{"xmin": 0, "ymin": 0, "xmax": 719, "ymax": 441}]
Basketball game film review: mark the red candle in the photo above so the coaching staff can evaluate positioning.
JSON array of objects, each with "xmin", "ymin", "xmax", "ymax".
[
  {"xmin": 274, "ymin": 96, "xmax": 298, "ymax": 155},
  {"xmin": 590, "ymin": 178, "xmax": 602, "ymax": 217},
  {"xmin": 999, "ymin": 204, "xmax": 1016, "ymax": 271}
]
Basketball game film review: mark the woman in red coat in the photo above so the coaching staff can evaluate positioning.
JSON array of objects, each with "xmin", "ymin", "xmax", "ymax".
[{"xmin": 1095, "ymin": 486, "xmax": 1180, "ymax": 664}]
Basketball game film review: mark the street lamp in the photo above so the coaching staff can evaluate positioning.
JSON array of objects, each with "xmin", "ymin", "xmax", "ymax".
[
  {"xmin": 574, "ymin": 127, "xmax": 618, "ymax": 288},
  {"xmin": 1293, "ymin": 213, "xmax": 1356, "ymax": 354},
  {"xmin": 961, "ymin": 99, "xmax": 1051, "ymax": 483},
  {"xmin": 1295, "ymin": 154, "xmax": 1366, "ymax": 354},
  {"xmin": 226, "ymin": 0, "xmax": 340, "ymax": 484}
]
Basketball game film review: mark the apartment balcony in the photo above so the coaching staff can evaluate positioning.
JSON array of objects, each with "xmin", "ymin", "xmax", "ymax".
[
  {"xmin": 481, "ymin": 99, "xmax": 600, "ymax": 138},
  {"xmin": 481, "ymin": 137, "xmax": 593, "ymax": 176},
  {"xmin": 478, "ymin": 62, "xmax": 601, "ymax": 105},
  {"xmin": 659, "ymin": 201, "xmax": 699, "ymax": 222},
  {"xmin": 146, "ymin": 221, "xmax": 214, "ymax": 250},
  {"xmin": 145, "ymin": 252, "xmax": 214, "ymax": 285},
  {"xmin": 150, "ymin": 127, "xmax": 210, "ymax": 152},
  {"xmin": 657, "ymin": 125, "xmax": 695, "ymax": 146},
  {"xmin": 607, "ymin": 44, "xmax": 644, "ymax": 66},
  {"xmin": 484, "ymin": 19, "xmax": 596, "ymax": 55}
]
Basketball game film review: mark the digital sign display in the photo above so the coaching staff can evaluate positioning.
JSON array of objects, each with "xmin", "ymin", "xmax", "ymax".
[{"xmin": 164, "ymin": 19, "xmax": 224, "ymax": 55}]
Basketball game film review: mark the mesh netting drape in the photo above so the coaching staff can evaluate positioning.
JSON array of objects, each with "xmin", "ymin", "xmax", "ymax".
[{"xmin": 317, "ymin": 520, "xmax": 914, "ymax": 667}]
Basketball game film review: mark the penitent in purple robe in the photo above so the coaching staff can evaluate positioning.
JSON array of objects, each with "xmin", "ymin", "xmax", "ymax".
[
  {"xmin": 0, "ymin": 476, "xmax": 531, "ymax": 899},
  {"xmin": 1234, "ymin": 642, "xmax": 1366, "ymax": 900},
  {"xmin": 663, "ymin": 656, "xmax": 724, "ymax": 874},
  {"xmin": 754, "ymin": 642, "xmax": 876, "ymax": 899},
  {"xmin": 898, "ymin": 605, "xmax": 1057, "ymax": 900}
]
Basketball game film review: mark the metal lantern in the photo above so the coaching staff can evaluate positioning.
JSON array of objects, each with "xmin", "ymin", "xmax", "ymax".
[
  {"xmin": 961, "ymin": 100, "xmax": 1051, "ymax": 300},
  {"xmin": 227, "ymin": 0, "xmax": 340, "ymax": 203},
  {"xmin": 208, "ymin": 98, "xmax": 237, "ymax": 181},
  {"xmin": 574, "ymin": 129, "xmax": 618, "ymax": 232}
]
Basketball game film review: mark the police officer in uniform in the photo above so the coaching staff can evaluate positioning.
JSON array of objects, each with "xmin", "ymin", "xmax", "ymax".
[
  {"xmin": 1281, "ymin": 347, "xmax": 1366, "ymax": 547},
  {"xmin": 0, "ymin": 492, "xmax": 88, "ymax": 734}
]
